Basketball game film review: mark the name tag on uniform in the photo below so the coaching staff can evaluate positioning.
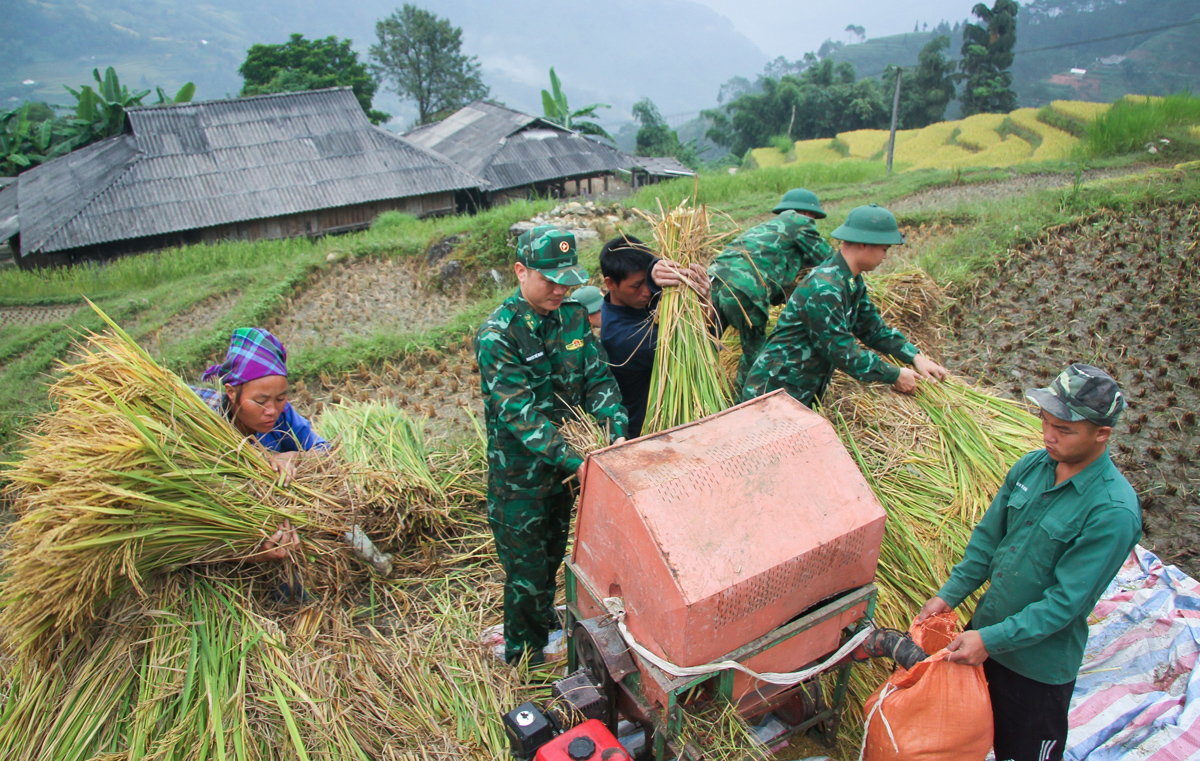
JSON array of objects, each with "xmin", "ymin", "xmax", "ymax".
[
  {"xmin": 566, "ymin": 339, "xmax": 584, "ymax": 351},
  {"xmin": 526, "ymin": 351, "xmax": 544, "ymax": 361}
]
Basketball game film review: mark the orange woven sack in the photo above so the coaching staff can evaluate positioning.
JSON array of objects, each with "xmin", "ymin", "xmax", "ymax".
[{"xmin": 860, "ymin": 613, "xmax": 993, "ymax": 761}]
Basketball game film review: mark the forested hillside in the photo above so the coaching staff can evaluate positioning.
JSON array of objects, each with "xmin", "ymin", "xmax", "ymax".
[{"xmin": 826, "ymin": 0, "xmax": 1200, "ymax": 105}]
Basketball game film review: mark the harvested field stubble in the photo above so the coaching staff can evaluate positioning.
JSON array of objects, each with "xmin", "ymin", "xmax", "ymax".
[
  {"xmin": 270, "ymin": 256, "xmax": 472, "ymax": 355},
  {"xmin": 290, "ymin": 340, "xmax": 482, "ymax": 440},
  {"xmin": 947, "ymin": 202, "xmax": 1200, "ymax": 576}
]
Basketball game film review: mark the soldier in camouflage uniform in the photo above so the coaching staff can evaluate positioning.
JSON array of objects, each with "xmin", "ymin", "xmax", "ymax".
[
  {"xmin": 476, "ymin": 225, "xmax": 628, "ymax": 665},
  {"xmin": 741, "ymin": 204, "xmax": 948, "ymax": 406},
  {"xmin": 710, "ymin": 188, "xmax": 834, "ymax": 390}
]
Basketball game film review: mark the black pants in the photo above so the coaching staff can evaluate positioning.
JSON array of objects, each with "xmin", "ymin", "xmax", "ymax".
[{"xmin": 985, "ymin": 658, "xmax": 1075, "ymax": 761}]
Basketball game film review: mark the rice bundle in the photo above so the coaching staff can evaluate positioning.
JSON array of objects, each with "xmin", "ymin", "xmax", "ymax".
[
  {"xmin": 319, "ymin": 400, "xmax": 461, "ymax": 541},
  {"xmin": 0, "ymin": 303, "xmax": 410, "ymax": 661},
  {"xmin": 638, "ymin": 200, "xmax": 732, "ymax": 434},
  {"xmin": 559, "ymin": 404, "xmax": 611, "ymax": 456}
]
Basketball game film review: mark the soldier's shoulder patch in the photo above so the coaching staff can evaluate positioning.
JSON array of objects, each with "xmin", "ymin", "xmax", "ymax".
[
  {"xmin": 523, "ymin": 312, "xmax": 537, "ymax": 330},
  {"xmin": 565, "ymin": 338, "xmax": 585, "ymax": 351}
]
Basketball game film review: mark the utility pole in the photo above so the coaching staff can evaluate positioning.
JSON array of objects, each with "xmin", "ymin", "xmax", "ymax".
[{"xmin": 886, "ymin": 67, "xmax": 902, "ymax": 175}]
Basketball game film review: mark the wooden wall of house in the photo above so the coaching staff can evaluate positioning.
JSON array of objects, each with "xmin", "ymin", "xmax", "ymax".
[
  {"xmin": 488, "ymin": 173, "xmax": 631, "ymax": 207},
  {"xmin": 19, "ymin": 192, "xmax": 455, "ymax": 269}
]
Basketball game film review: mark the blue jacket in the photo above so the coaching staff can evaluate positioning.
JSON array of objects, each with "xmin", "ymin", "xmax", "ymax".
[{"xmin": 599, "ymin": 260, "xmax": 662, "ymax": 438}]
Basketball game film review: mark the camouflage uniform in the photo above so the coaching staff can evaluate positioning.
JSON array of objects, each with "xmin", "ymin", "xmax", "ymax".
[
  {"xmin": 708, "ymin": 210, "xmax": 832, "ymax": 389},
  {"xmin": 741, "ymin": 251, "xmax": 919, "ymax": 406},
  {"xmin": 477, "ymin": 227, "xmax": 628, "ymax": 664}
]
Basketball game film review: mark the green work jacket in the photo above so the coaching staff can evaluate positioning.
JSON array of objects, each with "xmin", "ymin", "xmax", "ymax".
[
  {"xmin": 938, "ymin": 448, "xmax": 1141, "ymax": 685},
  {"xmin": 708, "ymin": 210, "xmax": 831, "ymax": 316},
  {"xmin": 476, "ymin": 289, "xmax": 628, "ymax": 497},
  {"xmin": 740, "ymin": 252, "xmax": 919, "ymax": 405}
]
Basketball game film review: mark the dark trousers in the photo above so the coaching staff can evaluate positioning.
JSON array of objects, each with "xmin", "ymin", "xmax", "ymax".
[
  {"xmin": 985, "ymin": 658, "xmax": 1075, "ymax": 761},
  {"xmin": 487, "ymin": 487, "xmax": 574, "ymax": 664}
]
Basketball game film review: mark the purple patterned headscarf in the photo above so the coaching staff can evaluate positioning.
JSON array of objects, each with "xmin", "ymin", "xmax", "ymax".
[{"xmin": 202, "ymin": 328, "xmax": 288, "ymax": 386}]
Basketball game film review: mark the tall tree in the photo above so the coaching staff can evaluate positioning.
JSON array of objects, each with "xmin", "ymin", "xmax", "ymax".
[
  {"xmin": 540, "ymin": 68, "xmax": 612, "ymax": 141},
  {"xmin": 703, "ymin": 59, "xmax": 889, "ymax": 157},
  {"xmin": 958, "ymin": 0, "xmax": 1019, "ymax": 116},
  {"xmin": 881, "ymin": 35, "xmax": 957, "ymax": 129},
  {"xmin": 369, "ymin": 5, "xmax": 489, "ymax": 126},
  {"xmin": 240, "ymin": 34, "xmax": 388, "ymax": 125},
  {"xmin": 631, "ymin": 98, "xmax": 697, "ymax": 167}
]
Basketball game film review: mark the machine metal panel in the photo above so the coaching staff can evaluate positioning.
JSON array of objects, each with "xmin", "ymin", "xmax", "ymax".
[{"xmin": 572, "ymin": 391, "xmax": 886, "ymax": 668}]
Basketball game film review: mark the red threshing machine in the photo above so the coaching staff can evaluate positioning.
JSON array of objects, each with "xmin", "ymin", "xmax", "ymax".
[{"xmin": 504, "ymin": 391, "xmax": 926, "ymax": 760}]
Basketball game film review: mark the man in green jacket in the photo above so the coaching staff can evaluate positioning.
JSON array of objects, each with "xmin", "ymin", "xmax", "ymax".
[
  {"xmin": 476, "ymin": 226, "xmax": 628, "ymax": 665},
  {"xmin": 710, "ymin": 188, "xmax": 832, "ymax": 389},
  {"xmin": 740, "ymin": 203, "xmax": 947, "ymax": 406},
  {"xmin": 916, "ymin": 364, "xmax": 1140, "ymax": 761}
]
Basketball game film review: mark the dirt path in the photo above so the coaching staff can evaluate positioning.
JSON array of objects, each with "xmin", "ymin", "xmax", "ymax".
[
  {"xmin": 944, "ymin": 202, "xmax": 1200, "ymax": 577},
  {"xmin": 890, "ymin": 166, "xmax": 1149, "ymax": 214}
]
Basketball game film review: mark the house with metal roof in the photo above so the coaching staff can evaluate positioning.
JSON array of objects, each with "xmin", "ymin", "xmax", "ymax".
[
  {"xmin": 3, "ymin": 87, "xmax": 484, "ymax": 268},
  {"xmin": 404, "ymin": 101, "xmax": 635, "ymax": 205}
]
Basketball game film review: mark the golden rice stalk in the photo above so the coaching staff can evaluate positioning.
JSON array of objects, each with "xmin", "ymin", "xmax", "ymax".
[
  {"xmin": 559, "ymin": 404, "xmax": 610, "ymax": 456},
  {"xmin": 0, "ymin": 302, "xmax": 411, "ymax": 662},
  {"xmin": 674, "ymin": 700, "xmax": 770, "ymax": 761},
  {"xmin": 637, "ymin": 199, "xmax": 733, "ymax": 434}
]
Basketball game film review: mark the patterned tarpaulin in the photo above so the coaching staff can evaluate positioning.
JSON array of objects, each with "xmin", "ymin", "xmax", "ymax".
[{"xmin": 1068, "ymin": 546, "xmax": 1200, "ymax": 760}]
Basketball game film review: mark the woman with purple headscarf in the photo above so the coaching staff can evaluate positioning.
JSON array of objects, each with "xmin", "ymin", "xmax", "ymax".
[{"xmin": 192, "ymin": 328, "xmax": 327, "ymax": 561}]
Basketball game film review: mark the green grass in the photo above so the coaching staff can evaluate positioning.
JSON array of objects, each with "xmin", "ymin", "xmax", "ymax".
[
  {"xmin": 629, "ymin": 161, "xmax": 888, "ymax": 210},
  {"xmin": 1082, "ymin": 92, "xmax": 1200, "ymax": 158}
]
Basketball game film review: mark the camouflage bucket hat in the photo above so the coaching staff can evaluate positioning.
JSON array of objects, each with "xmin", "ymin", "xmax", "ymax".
[
  {"xmin": 831, "ymin": 203, "xmax": 904, "ymax": 246},
  {"xmin": 772, "ymin": 188, "xmax": 827, "ymax": 218},
  {"xmin": 1026, "ymin": 363, "xmax": 1127, "ymax": 427},
  {"xmin": 517, "ymin": 225, "xmax": 588, "ymax": 286},
  {"xmin": 569, "ymin": 285, "xmax": 604, "ymax": 314}
]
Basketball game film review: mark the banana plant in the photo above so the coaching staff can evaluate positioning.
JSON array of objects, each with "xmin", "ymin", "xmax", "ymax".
[
  {"xmin": 540, "ymin": 67, "xmax": 613, "ymax": 141},
  {"xmin": 65, "ymin": 67, "xmax": 151, "ymax": 140},
  {"xmin": 0, "ymin": 105, "xmax": 49, "ymax": 174}
]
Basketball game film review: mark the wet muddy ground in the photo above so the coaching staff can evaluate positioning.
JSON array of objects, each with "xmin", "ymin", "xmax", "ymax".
[{"xmin": 945, "ymin": 202, "xmax": 1200, "ymax": 576}]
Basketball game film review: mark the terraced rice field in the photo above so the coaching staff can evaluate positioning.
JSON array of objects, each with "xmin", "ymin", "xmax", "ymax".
[{"xmin": 763, "ymin": 100, "xmax": 1111, "ymax": 171}]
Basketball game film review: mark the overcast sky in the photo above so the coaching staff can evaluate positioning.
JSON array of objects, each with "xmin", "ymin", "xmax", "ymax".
[{"xmin": 691, "ymin": 0, "xmax": 976, "ymax": 59}]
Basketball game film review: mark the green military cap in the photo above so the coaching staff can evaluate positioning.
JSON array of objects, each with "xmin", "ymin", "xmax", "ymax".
[
  {"xmin": 772, "ymin": 188, "xmax": 827, "ymax": 218},
  {"xmin": 1026, "ymin": 364, "xmax": 1127, "ymax": 427},
  {"xmin": 831, "ymin": 204, "xmax": 905, "ymax": 245},
  {"xmin": 516, "ymin": 225, "xmax": 588, "ymax": 286},
  {"xmin": 569, "ymin": 285, "xmax": 604, "ymax": 315}
]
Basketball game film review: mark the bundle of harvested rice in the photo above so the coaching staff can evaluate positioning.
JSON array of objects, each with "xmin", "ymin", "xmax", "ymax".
[
  {"xmin": 637, "ymin": 200, "xmax": 732, "ymax": 433},
  {"xmin": 0, "ymin": 304, "xmax": 413, "ymax": 662},
  {"xmin": 0, "ymin": 408, "xmax": 528, "ymax": 759},
  {"xmin": 559, "ymin": 404, "xmax": 611, "ymax": 456},
  {"xmin": 319, "ymin": 399, "xmax": 470, "ymax": 542}
]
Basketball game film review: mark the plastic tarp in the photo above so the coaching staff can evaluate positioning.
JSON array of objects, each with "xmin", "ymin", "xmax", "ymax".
[{"xmin": 1068, "ymin": 546, "xmax": 1200, "ymax": 760}]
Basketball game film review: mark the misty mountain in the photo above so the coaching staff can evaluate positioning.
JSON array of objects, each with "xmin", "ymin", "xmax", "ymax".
[{"xmin": 2, "ymin": 0, "xmax": 767, "ymax": 128}]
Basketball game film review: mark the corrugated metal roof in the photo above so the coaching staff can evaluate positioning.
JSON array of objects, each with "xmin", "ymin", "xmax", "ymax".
[
  {"xmin": 14, "ymin": 88, "xmax": 483, "ymax": 256},
  {"xmin": 0, "ymin": 184, "xmax": 18, "ymax": 241},
  {"xmin": 633, "ymin": 157, "xmax": 695, "ymax": 177},
  {"xmin": 404, "ymin": 101, "xmax": 634, "ymax": 191}
]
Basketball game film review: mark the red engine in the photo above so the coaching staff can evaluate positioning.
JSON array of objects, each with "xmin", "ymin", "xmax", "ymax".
[{"xmin": 535, "ymin": 720, "xmax": 630, "ymax": 761}]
